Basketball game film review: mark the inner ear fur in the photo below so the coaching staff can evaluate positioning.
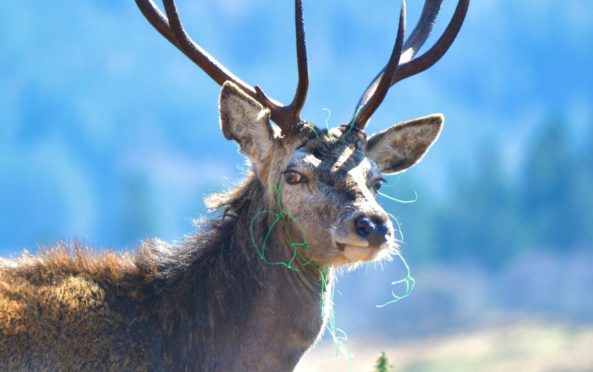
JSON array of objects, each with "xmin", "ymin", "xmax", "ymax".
[
  {"xmin": 219, "ymin": 81, "xmax": 274, "ymax": 162},
  {"xmin": 366, "ymin": 114, "xmax": 444, "ymax": 174}
]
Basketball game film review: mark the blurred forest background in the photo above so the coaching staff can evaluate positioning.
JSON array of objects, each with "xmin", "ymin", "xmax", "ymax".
[{"xmin": 1, "ymin": 0, "xmax": 592, "ymax": 369}]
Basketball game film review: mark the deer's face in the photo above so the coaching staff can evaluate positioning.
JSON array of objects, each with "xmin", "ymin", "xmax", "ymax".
[
  {"xmin": 275, "ymin": 133, "xmax": 393, "ymax": 265},
  {"xmin": 220, "ymin": 82, "xmax": 442, "ymax": 266}
]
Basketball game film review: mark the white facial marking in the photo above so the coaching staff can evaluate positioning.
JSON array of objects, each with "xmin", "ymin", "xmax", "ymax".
[
  {"xmin": 303, "ymin": 154, "xmax": 322, "ymax": 168},
  {"xmin": 328, "ymin": 127, "xmax": 343, "ymax": 139},
  {"xmin": 331, "ymin": 144, "xmax": 355, "ymax": 172},
  {"xmin": 345, "ymin": 158, "xmax": 374, "ymax": 199}
]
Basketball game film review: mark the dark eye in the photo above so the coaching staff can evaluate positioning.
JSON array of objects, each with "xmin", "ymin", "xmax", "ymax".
[
  {"xmin": 373, "ymin": 178, "xmax": 386, "ymax": 192},
  {"xmin": 284, "ymin": 170, "xmax": 307, "ymax": 185}
]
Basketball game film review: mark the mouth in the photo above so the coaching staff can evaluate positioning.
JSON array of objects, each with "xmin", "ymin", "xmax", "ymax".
[
  {"xmin": 334, "ymin": 239, "xmax": 385, "ymax": 263},
  {"xmin": 336, "ymin": 243, "xmax": 348, "ymax": 251},
  {"xmin": 331, "ymin": 228, "xmax": 394, "ymax": 264},
  {"xmin": 338, "ymin": 244, "xmax": 381, "ymax": 262}
]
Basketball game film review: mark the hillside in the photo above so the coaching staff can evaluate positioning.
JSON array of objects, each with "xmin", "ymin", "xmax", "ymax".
[{"xmin": 297, "ymin": 322, "xmax": 593, "ymax": 371}]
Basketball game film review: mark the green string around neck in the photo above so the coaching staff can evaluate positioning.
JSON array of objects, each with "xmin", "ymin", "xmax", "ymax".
[
  {"xmin": 249, "ymin": 180, "xmax": 416, "ymax": 361},
  {"xmin": 249, "ymin": 182, "xmax": 350, "ymax": 358},
  {"xmin": 319, "ymin": 266, "xmax": 352, "ymax": 360},
  {"xmin": 249, "ymin": 183, "xmax": 312, "ymax": 271}
]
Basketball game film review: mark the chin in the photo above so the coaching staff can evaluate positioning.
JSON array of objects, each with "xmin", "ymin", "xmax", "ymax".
[
  {"xmin": 331, "ymin": 244, "xmax": 394, "ymax": 266},
  {"xmin": 341, "ymin": 245, "xmax": 381, "ymax": 263},
  {"xmin": 314, "ymin": 240, "xmax": 398, "ymax": 267},
  {"xmin": 347, "ymin": 241, "xmax": 399, "ymax": 263}
]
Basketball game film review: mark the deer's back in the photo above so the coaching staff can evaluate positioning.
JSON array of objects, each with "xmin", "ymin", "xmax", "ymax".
[{"xmin": 0, "ymin": 248, "xmax": 153, "ymax": 370}]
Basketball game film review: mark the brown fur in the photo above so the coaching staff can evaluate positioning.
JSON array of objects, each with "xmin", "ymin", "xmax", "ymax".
[
  {"xmin": 0, "ymin": 83, "xmax": 443, "ymax": 370},
  {"xmin": 0, "ymin": 244, "xmax": 151, "ymax": 370},
  {"xmin": 0, "ymin": 175, "xmax": 326, "ymax": 370}
]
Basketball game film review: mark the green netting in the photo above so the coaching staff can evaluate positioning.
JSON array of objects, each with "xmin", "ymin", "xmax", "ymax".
[{"xmin": 249, "ymin": 177, "xmax": 417, "ymax": 360}]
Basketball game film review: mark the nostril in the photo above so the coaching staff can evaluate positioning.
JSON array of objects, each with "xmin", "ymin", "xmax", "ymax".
[
  {"xmin": 375, "ymin": 223, "xmax": 389, "ymax": 237},
  {"xmin": 355, "ymin": 217, "xmax": 373, "ymax": 238},
  {"xmin": 355, "ymin": 215, "xmax": 389, "ymax": 245}
]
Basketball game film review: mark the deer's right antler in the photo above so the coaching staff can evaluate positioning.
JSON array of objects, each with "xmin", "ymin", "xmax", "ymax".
[
  {"xmin": 350, "ymin": 0, "xmax": 470, "ymax": 132},
  {"xmin": 135, "ymin": 0, "xmax": 309, "ymax": 133}
]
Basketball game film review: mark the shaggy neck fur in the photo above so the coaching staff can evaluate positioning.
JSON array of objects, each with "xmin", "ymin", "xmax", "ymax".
[
  {"xmin": 141, "ymin": 175, "xmax": 331, "ymax": 370},
  {"xmin": 0, "ymin": 174, "xmax": 332, "ymax": 370}
]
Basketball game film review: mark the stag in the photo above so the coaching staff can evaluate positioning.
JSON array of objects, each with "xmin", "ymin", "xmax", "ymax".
[{"xmin": 0, "ymin": 0, "xmax": 468, "ymax": 370}]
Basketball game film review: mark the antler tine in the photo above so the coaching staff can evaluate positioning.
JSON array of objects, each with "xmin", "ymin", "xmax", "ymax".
[
  {"xmin": 351, "ymin": 0, "xmax": 469, "ymax": 131},
  {"xmin": 401, "ymin": 0, "xmax": 443, "ymax": 63},
  {"xmin": 136, "ymin": 0, "xmax": 309, "ymax": 132},
  {"xmin": 137, "ymin": 0, "xmax": 259, "ymax": 100},
  {"xmin": 255, "ymin": 0, "xmax": 310, "ymax": 131},
  {"xmin": 290, "ymin": 0, "xmax": 310, "ymax": 122},
  {"xmin": 135, "ymin": 0, "xmax": 179, "ymax": 49},
  {"xmin": 351, "ymin": 1, "xmax": 406, "ymax": 131},
  {"xmin": 393, "ymin": 0, "xmax": 469, "ymax": 84},
  {"xmin": 161, "ymin": 0, "xmax": 258, "ymax": 95}
]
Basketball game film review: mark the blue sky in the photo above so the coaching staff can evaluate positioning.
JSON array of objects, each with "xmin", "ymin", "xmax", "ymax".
[{"xmin": 1, "ymin": 0, "xmax": 592, "ymax": 252}]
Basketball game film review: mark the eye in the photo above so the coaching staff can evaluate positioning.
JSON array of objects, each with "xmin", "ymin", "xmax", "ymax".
[
  {"xmin": 284, "ymin": 170, "xmax": 308, "ymax": 185},
  {"xmin": 373, "ymin": 178, "xmax": 386, "ymax": 192}
]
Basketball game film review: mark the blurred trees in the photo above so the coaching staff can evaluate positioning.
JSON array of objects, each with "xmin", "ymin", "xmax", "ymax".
[
  {"xmin": 396, "ymin": 116, "xmax": 593, "ymax": 270},
  {"xmin": 438, "ymin": 142, "xmax": 526, "ymax": 267},
  {"xmin": 522, "ymin": 118, "xmax": 578, "ymax": 249}
]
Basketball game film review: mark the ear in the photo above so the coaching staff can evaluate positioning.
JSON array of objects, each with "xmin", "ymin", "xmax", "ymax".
[
  {"xmin": 366, "ymin": 114, "xmax": 443, "ymax": 174},
  {"xmin": 219, "ymin": 81, "xmax": 274, "ymax": 163}
]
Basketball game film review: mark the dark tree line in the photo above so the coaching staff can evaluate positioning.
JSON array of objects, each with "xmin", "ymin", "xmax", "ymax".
[{"xmin": 391, "ymin": 117, "xmax": 593, "ymax": 269}]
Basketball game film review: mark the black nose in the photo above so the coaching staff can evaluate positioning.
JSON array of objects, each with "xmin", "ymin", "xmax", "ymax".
[{"xmin": 355, "ymin": 216, "xmax": 389, "ymax": 246}]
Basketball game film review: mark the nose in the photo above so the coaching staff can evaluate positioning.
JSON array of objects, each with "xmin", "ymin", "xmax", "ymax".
[{"xmin": 354, "ymin": 215, "xmax": 390, "ymax": 246}]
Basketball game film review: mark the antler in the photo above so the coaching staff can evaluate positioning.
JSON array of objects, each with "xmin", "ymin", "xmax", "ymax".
[
  {"xmin": 350, "ymin": 0, "xmax": 470, "ymax": 132},
  {"xmin": 135, "ymin": 0, "xmax": 309, "ymax": 132}
]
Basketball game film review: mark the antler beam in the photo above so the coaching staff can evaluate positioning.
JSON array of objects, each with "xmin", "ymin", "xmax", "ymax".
[
  {"xmin": 255, "ymin": 0, "xmax": 310, "ymax": 128},
  {"xmin": 351, "ymin": 0, "xmax": 470, "ymax": 132},
  {"xmin": 350, "ymin": 2, "xmax": 406, "ymax": 129},
  {"xmin": 135, "ymin": 0, "xmax": 310, "ymax": 132}
]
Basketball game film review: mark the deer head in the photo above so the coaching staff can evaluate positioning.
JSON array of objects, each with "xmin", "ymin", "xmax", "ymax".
[{"xmin": 136, "ymin": 0, "xmax": 469, "ymax": 266}]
